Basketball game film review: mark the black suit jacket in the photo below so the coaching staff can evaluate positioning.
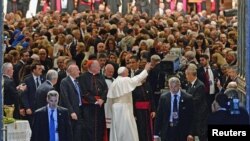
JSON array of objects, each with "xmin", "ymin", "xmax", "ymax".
[
  {"xmin": 208, "ymin": 110, "xmax": 231, "ymax": 125},
  {"xmin": 60, "ymin": 76, "xmax": 82, "ymax": 116},
  {"xmin": 155, "ymin": 91, "xmax": 193, "ymax": 141},
  {"xmin": 3, "ymin": 75, "xmax": 19, "ymax": 118},
  {"xmin": 197, "ymin": 66, "xmax": 221, "ymax": 94},
  {"xmin": 54, "ymin": 70, "xmax": 67, "ymax": 94},
  {"xmin": 186, "ymin": 79, "xmax": 209, "ymax": 136},
  {"xmin": 13, "ymin": 60, "xmax": 25, "ymax": 85},
  {"xmin": 21, "ymin": 74, "xmax": 45, "ymax": 111},
  {"xmin": 31, "ymin": 106, "xmax": 73, "ymax": 141},
  {"xmin": 35, "ymin": 80, "xmax": 55, "ymax": 110}
]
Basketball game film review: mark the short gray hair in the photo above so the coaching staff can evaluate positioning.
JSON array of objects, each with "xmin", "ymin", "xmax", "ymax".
[
  {"xmin": 46, "ymin": 69, "xmax": 58, "ymax": 81},
  {"xmin": 185, "ymin": 63, "xmax": 197, "ymax": 76},
  {"xmin": 2, "ymin": 62, "xmax": 12, "ymax": 73},
  {"xmin": 168, "ymin": 77, "xmax": 181, "ymax": 86},
  {"xmin": 150, "ymin": 55, "xmax": 161, "ymax": 62},
  {"xmin": 47, "ymin": 90, "xmax": 59, "ymax": 99}
]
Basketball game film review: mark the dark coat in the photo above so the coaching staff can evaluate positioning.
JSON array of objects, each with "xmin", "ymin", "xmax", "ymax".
[
  {"xmin": 31, "ymin": 106, "xmax": 73, "ymax": 141},
  {"xmin": 197, "ymin": 66, "xmax": 221, "ymax": 94},
  {"xmin": 35, "ymin": 80, "xmax": 55, "ymax": 110},
  {"xmin": 154, "ymin": 91, "xmax": 193, "ymax": 141},
  {"xmin": 186, "ymin": 79, "xmax": 209, "ymax": 136},
  {"xmin": 21, "ymin": 74, "xmax": 45, "ymax": 111},
  {"xmin": 60, "ymin": 76, "xmax": 82, "ymax": 116},
  {"xmin": 3, "ymin": 75, "xmax": 19, "ymax": 118},
  {"xmin": 13, "ymin": 60, "xmax": 25, "ymax": 85}
]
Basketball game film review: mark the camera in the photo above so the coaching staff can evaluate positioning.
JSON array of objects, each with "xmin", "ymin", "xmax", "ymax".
[
  {"xmin": 160, "ymin": 55, "xmax": 180, "ymax": 74},
  {"xmin": 229, "ymin": 96, "xmax": 240, "ymax": 115}
]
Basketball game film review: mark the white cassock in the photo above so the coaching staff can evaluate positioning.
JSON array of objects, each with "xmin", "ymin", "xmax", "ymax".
[
  {"xmin": 104, "ymin": 78, "xmax": 114, "ymax": 128},
  {"xmin": 107, "ymin": 70, "xmax": 148, "ymax": 141}
]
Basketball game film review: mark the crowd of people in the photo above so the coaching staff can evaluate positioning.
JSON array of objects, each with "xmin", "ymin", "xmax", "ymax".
[{"xmin": 2, "ymin": 1, "xmax": 249, "ymax": 141}]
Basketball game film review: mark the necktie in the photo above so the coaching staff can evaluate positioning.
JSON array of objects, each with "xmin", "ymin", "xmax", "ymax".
[
  {"xmin": 205, "ymin": 67, "xmax": 210, "ymax": 94},
  {"xmin": 36, "ymin": 77, "xmax": 39, "ymax": 88},
  {"xmin": 74, "ymin": 80, "xmax": 82, "ymax": 106},
  {"xmin": 50, "ymin": 110, "xmax": 55, "ymax": 141},
  {"xmin": 173, "ymin": 95, "xmax": 179, "ymax": 124}
]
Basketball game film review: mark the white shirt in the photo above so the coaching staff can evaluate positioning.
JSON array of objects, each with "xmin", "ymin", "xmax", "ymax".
[
  {"xmin": 33, "ymin": 74, "xmax": 41, "ymax": 87},
  {"xmin": 204, "ymin": 66, "xmax": 215, "ymax": 94}
]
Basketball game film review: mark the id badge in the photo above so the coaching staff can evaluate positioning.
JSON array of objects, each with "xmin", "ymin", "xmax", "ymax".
[{"xmin": 173, "ymin": 112, "xmax": 178, "ymax": 119}]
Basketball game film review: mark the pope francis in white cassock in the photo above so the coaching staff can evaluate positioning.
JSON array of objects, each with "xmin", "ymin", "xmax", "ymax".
[{"xmin": 107, "ymin": 63, "xmax": 151, "ymax": 141}]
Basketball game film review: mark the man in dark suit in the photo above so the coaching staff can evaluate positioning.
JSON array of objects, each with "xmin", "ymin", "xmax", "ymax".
[
  {"xmin": 148, "ymin": 55, "xmax": 165, "ymax": 108},
  {"xmin": 35, "ymin": 69, "xmax": 58, "ymax": 110},
  {"xmin": 154, "ymin": 77, "xmax": 193, "ymax": 141},
  {"xmin": 3, "ymin": 63, "xmax": 27, "ymax": 119},
  {"xmin": 60, "ymin": 64, "xmax": 83, "ymax": 141},
  {"xmin": 197, "ymin": 54, "xmax": 221, "ymax": 111},
  {"xmin": 21, "ymin": 62, "xmax": 45, "ymax": 124},
  {"xmin": 185, "ymin": 64, "xmax": 209, "ymax": 141},
  {"xmin": 13, "ymin": 49, "xmax": 30, "ymax": 86},
  {"xmin": 31, "ymin": 90, "xmax": 73, "ymax": 141},
  {"xmin": 208, "ymin": 94, "xmax": 231, "ymax": 125}
]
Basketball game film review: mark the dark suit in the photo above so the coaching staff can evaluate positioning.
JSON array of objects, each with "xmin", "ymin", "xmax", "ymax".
[
  {"xmin": 208, "ymin": 110, "xmax": 231, "ymax": 125},
  {"xmin": 21, "ymin": 74, "xmax": 45, "ymax": 111},
  {"xmin": 155, "ymin": 91, "xmax": 193, "ymax": 141},
  {"xmin": 35, "ymin": 80, "xmax": 55, "ymax": 110},
  {"xmin": 208, "ymin": 107, "xmax": 250, "ymax": 125},
  {"xmin": 69, "ymin": 40, "xmax": 77, "ymax": 59},
  {"xmin": 54, "ymin": 70, "xmax": 67, "ymax": 94},
  {"xmin": 148, "ymin": 63, "xmax": 165, "ymax": 108},
  {"xmin": 60, "ymin": 76, "xmax": 83, "ymax": 141},
  {"xmin": 13, "ymin": 60, "xmax": 25, "ymax": 85},
  {"xmin": 3, "ymin": 75, "xmax": 20, "ymax": 118},
  {"xmin": 197, "ymin": 66, "xmax": 221, "ymax": 108},
  {"xmin": 31, "ymin": 106, "xmax": 73, "ymax": 141},
  {"xmin": 186, "ymin": 79, "xmax": 209, "ymax": 141}
]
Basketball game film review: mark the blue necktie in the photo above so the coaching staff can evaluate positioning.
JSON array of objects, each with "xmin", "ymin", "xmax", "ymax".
[
  {"xmin": 50, "ymin": 110, "xmax": 55, "ymax": 141},
  {"xmin": 173, "ymin": 95, "xmax": 179, "ymax": 124},
  {"xmin": 36, "ymin": 77, "xmax": 39, "ymax": 88},
  {"xmin": 74, "ymin": 80, "xmax": 82, "ymax": 106}
]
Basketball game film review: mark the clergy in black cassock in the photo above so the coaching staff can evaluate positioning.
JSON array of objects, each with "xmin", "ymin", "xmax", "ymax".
[
  {"xmin": 78, "ymin": 60, "xmax": 108, "ymax": 141},
  {"xmin": 132, "ymin": 70, "xmax": 155, "ymax": 141}
]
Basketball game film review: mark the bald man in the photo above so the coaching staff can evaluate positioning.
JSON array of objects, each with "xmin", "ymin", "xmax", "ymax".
[
  {"xmin": 104, "ymin": 64, "xmax": 115, "ymax": 139},
  {"xmin": 60, "ymin": 64, "xmax": 83, "ymax": 141},
  {"xmin": 78, "ymin": 60, "xmax": 108, "ymax": 141}
]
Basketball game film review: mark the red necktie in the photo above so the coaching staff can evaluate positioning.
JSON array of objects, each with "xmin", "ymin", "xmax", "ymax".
[{"xmin": 205, "ymin": 67, "xmax": 210, "ymax": 94}]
